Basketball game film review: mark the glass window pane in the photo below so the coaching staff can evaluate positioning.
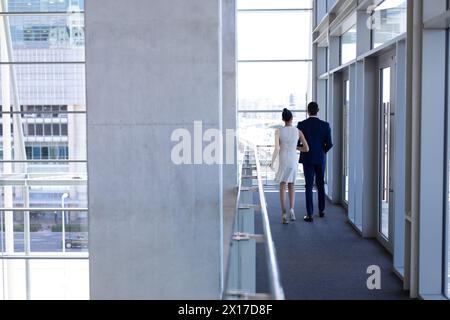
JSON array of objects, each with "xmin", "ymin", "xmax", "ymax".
[
  {"xmin": 239, "ymin": 111, "xmax": 308, "ymax": 146},
  {"xmin": 371, "ymin": 0, "xmax": 407, "ymax": 49},
  {"xmin": 1, "ymin": 15, "xmax": 85, "ymax": 63},
  {"xmin": 49, "ymin": 146, "xmax": 58, "ymax": 159},
  {"xmin": 28, "ymin": 211, "xmax": 88, "ymax": 253},
  {"xmin": 0, "ymin": 259, "xmax": 26, "ymax": 300},
  {"xmin": 238, "ymin": 111, "xmax": 308, "ymax": 187},
  {"xmin": 0, "ymin": 185, "xmax": 88, "ymax": 210},
  {"xmin": 61, "ymin": 123, "xmax": 68, "ymax": 136},
  {"xmin": 52, "ymin": 123, "xmax": 60, "ymax": 135},
  {"xmin": 343, "ymin": 80, "xmax": 350, "ymax": 204},
  {"xmin": 32, "ymin": 146, "xmax": 41, "ymax": 158},
  {"xmin": 29, "ymin": 259, "xmax": 89, "ymax": 300},
  {"xmin": 0, "ymin": 0, "xmax": 87, "ymax": 301},
  {"xmin": 0, "ymin": 212, "xmax": 25, "ymax": 253},
  {"xmin": 43, "ymin": 105, "xmax": 52, "ymax": 115},
  {"xmin": 238, "ymin": 11, "xmax": 312, "ymax": 60},
  {"xmin": 41, "ymin": 146, "xmax": 49, "ymax": 159},
  {"xmin": 238, "ymin": 62, "xmax": 311, "ymax": 110},
  {"xmin": 44, "ymin": 124, "xmax": 52, "ymax": 135},
  {"xmin": 59, "ymin": 146, "xmax": 67, "ymax": 159},
  {"xmin": 26, "ymin": 146, "xmax": 32, "ymax": 159},
  {"xmin": 380, "ymin": 67, "xmax": 391, "ymax": 239},
  {"xmin": 35, "ymin": 123, "xmax": 43, "ymax": 135},
  {"xmin": 0, "ymin": 64, "xmax": 86, "ymax": 106},
  {"xmin": 238, "ymin": 0, "xmax": 313, "ymax": 10},
  {"xmin": 52, "ymin": 105, "xmax": 60, "ymax": 116},
  {"xmin": 27, "ymin": 124, "xmax": 35, "ymax": 135},
  {"xmin": 2, "ymin": 0, "xmax": 84, "ymax": 13},
  {"xmin": 341, "ymin": 24, "xmax": 356, "ymax": 65},
  {"xmin": 10, "ymin": 110, "xmax": 80, "ymax": 162}
]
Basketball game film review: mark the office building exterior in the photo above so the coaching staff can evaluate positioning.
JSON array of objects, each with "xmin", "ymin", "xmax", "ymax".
[{"xmin": 0, "ymin": 0, "xmax": 448, "ymax": 300}]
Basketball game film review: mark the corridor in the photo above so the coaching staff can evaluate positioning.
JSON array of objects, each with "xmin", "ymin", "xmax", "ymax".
[{"xmin": 256, "ymin": 192, "xmax": 410, "ymax": 300}]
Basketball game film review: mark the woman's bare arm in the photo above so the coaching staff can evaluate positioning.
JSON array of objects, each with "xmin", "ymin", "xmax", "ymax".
[
  {"xmin": 298, "ymin": 130, "xmax": 309, "ymax": 152},
  {"xmin": 271, "ymin": 129, "xmax": 280, "ymax": 168}
]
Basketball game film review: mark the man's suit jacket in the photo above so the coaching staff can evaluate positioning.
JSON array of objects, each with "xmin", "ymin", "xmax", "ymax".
[{"xmin": 297, "ymin": 117, "xmax": 333, "ymax": 165}]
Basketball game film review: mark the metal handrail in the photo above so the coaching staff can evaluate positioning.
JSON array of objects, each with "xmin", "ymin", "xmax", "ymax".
[
  {"xmin": 222, "ymin": 165, "xmax": 243, "ymax": 300},
  {"xmin": 223, "ymin": 145, "xmax": 285, "ymax": 300},
  {"xmin": 252, "ymin": 145, "xmax": 285, "ymax": 300}
]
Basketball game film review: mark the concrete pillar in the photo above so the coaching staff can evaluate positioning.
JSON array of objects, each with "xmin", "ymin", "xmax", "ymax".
[
  {"xmin": 222, "ymin": 0, "xmax": 237, "ymax": 199},
  {"xmin": 86, "ymin": 0, "xmax": 230, "ymax": 299},
  {"xmin": 221, "ymin": 0, "xmax": 237, "ymax": 287}
]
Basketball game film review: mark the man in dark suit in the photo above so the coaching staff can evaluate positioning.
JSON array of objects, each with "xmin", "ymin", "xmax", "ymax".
[{"xmin": 297, "ymin": 102, "xmax": 333, "ymax": 222}]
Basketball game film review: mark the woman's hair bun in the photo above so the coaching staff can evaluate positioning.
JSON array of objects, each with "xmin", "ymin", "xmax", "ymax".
[{"xmin": 282, "ymin": 108, "xmax": 293, "ymax": 122}]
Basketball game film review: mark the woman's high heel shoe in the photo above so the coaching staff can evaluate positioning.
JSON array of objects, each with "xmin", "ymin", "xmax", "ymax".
[
  {"xmin": 289, "ymin": 209, "xmax": 296, "ymax": 221},
  {"xmin": 282, "ymin": 213, "xmax": 289, "ymax": 224}
]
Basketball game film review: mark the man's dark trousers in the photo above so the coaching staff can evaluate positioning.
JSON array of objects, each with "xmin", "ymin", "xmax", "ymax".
[{"xmin": 303, "ymin": 163, "xmax": 326, "ymax": 217}]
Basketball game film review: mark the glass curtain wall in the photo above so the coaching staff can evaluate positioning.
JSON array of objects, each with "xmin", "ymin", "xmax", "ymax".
[
  {"xmin": 0, "ymin": 0, "xmax": 88, "ymax": 300},
  {"xmin": 340, "ymin": 24, "xmax": 356, "ymax": 65},
  {"xmin": 237, "ymin": 0, "xmax": 313, "ymax": 187},
  {"xmin": 371, "ymin": 0, "xmax": 407, "ymax": 49}
]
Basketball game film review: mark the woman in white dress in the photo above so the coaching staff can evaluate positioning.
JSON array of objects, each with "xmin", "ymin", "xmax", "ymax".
[{"xmin": 271, "ymin": 109, "xmax": 309, "ymax": 224}]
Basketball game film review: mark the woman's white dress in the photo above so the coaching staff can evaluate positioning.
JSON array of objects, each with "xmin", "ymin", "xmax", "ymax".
[{"xmin": 272, "ymin": 126, "xmax": 299, "ymax": 184}]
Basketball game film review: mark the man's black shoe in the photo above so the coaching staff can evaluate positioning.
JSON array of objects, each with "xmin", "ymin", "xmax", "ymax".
[
  {"xmin": 319, "ymin": 212, "xmax": 325, "ymax": 218},
  {"xmin": 303, "ymin": 215, "xmax": 314, "ymax": 223}
]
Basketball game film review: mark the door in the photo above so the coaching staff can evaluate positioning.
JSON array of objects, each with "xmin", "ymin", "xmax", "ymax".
[
  {"xmin": 343, "ymin": 77, "xmax": 350, "ymax": 206},
  {"xmin": 378, "ymin": 53, "xmax": 396, "ymax": 250}
]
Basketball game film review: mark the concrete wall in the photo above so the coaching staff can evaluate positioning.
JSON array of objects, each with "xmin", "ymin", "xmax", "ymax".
[{"xmin": 86, "ymin": 0, "xmax": 231, "ymax": 299}]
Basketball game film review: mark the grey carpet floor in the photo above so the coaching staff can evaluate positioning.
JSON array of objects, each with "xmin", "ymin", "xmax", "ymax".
[{"xmin": 255, "ymin": 192, "xmax": 411, "ymax": 300}]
